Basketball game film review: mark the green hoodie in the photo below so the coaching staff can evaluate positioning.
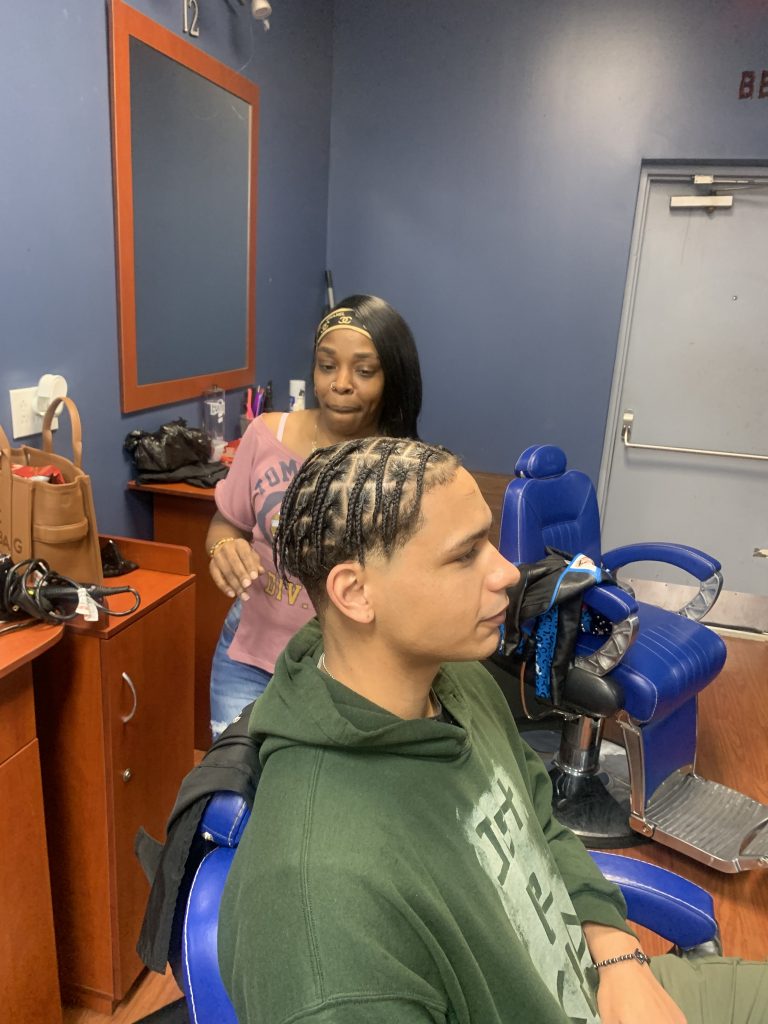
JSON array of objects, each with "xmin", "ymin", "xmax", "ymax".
[{"xmin": 219, "ymin": 621, "xmax": 632, "ymax": 1024}]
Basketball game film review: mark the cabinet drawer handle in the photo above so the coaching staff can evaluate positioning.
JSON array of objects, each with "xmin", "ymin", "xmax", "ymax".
[
  {"xmin": 122, "ymin": 768, "xmax": 133, "ymax": 783},
  {"xmin": 120, "ymin": 672, "xmax": 138, "ymax": 723}
]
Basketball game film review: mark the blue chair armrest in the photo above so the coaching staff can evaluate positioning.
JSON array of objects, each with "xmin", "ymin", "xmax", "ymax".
[
  {"xmin": 602, "ymin": 543, "xmax": 721, "ymax": 581},
  {"xmin": 183, "ymin": 847, "xmax": 239, "ymax": 1024},
  {"xmin": 582, "ymin": 583, "xmax": 638, "ymax": 623},
  {"xmin": 199, "ymin": 792, "xmax": 251, "ymax": 848},
  {"xmin": 589, "ymin": 851, "xmax": 718, "ymax": 948}
]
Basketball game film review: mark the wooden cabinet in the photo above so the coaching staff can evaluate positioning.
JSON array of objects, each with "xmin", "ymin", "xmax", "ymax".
[
  {"xmin": 33, "ymin": 538, "xmax": 195, "ymax": 1013},
  {"xmin": 129, "ymin": 482, "xmax": 231, "ymax": 749},
  {"xmin": 0, "ymin": 624, "xmax": 63, "ymax": 1024}
]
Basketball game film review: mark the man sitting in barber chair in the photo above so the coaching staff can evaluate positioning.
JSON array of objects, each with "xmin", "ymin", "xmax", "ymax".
[{"xmin": 219, "ymin": 437, "xmax": 767, "ymax": 1024}]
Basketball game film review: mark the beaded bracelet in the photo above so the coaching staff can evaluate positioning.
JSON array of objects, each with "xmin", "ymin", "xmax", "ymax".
[
  {"xmin": 208, "ymin": 536, "xmax": 239, "ymax": 559},
  {"xmin": 593, "ymin": 948, "xmax": 651, "ymax": 969}
]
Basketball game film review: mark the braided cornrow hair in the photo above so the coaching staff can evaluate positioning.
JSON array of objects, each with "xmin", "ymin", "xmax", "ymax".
[{"xmin": 274, "ymin": 437, "xmax": 460, "ymax": 606}]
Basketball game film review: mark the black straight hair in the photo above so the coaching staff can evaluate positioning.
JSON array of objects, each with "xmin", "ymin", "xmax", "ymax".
[{"xmin": 313, "ymin": 294, "xmax": 422, "ymax": 440}]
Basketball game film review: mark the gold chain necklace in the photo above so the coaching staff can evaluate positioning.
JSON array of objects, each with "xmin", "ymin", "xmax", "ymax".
[
  {"xmin": 311, "ymin": 415, "xmax": 342, "ymax": 453},
  {"xmin": 311, "ymin": 413, "xmax": 324, "ymax": 453}
]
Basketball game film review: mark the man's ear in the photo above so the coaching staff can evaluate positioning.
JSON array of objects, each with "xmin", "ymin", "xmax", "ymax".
[{"xmin": 325, "ymin": 562, "xmax": 374, "ymax": 624}]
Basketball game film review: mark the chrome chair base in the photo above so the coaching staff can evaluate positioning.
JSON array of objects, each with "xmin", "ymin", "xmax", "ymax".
[
  {"xmin": 523, "ymin": 731, "xmax": 640, "ymax": 847},
  {"xmin": 524, "ymin": 727, "xmax": 768, "ymax": 870}
]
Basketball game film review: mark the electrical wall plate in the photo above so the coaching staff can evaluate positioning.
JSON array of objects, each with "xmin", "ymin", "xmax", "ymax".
[{"xmin": 9, "ymin": 386, "xmax": 60, "ymax": 439}]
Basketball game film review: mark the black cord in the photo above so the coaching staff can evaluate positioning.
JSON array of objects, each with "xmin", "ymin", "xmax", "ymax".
[
  {"xmin": 0, "ymin": 618, "xmax": 38, "ymax": 637},
  {"xmin": 0, "ymin": 557, "xmax": 141, "ymax": 624}
]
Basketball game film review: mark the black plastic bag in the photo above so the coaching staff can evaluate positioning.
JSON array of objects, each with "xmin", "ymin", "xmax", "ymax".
[{"xmin": 124, "ymin": 419, "xmax": 212, "ymax": 473}]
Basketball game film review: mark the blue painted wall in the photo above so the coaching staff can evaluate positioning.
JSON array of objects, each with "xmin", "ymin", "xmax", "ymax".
[
  {"xmin": 1, "ymin": 0, "xmax": 333, "ymax": 537},
  {"xmin": 326, "ymin": 0, "xmax": 768, "ymax": 480},
  {"xmin": 4, "ymin": 0, "xmax": 767, "ymax": 543}
]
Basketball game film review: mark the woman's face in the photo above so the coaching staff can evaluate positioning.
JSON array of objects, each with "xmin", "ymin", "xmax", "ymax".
[{"xmin": 313, "ymin": 328, "xmax": 385, "ymax": 437}]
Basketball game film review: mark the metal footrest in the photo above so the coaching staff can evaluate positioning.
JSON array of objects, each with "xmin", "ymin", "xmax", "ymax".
[{"xmin": 635, "ymin": 771, "xmax": 768, "ymax": 873}]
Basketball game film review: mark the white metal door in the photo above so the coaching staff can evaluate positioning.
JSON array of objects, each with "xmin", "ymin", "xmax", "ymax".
[{"xmin": 598, "ymin": 166, "xmax": 768, "ymax": 626}]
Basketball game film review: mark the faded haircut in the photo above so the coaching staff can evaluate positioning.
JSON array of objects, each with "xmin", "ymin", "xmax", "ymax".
[{"xmin": 274, "ymin": 437, "xmax": 460, "ymax": 607}]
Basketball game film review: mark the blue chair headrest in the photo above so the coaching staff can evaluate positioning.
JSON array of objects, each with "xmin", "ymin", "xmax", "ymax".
[{"xmin": 515, "ymin": 445, "xmax": 567, "ymax": 479}]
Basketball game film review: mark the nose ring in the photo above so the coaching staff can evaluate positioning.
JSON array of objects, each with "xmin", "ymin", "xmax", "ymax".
[{"xmin": 330, "ymin": 382, "xmax": 338, "ymax": 392}]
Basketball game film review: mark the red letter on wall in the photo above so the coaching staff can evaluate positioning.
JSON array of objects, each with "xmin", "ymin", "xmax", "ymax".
[{"xmin": 759, "ymin": 70, "xmax": 768, "ymax": 99}]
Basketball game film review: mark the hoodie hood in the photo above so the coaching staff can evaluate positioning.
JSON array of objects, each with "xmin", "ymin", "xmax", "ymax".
[{"xmin": 250, "ymin": 620, "xmax": 472, "ymax": 765}]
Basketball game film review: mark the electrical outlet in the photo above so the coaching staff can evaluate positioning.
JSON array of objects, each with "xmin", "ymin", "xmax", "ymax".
[{"xmin": 9, "ymin": 387, "xmax": 59, "ymax": 439}]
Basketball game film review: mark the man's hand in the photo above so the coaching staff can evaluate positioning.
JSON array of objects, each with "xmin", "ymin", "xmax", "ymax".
[
  {"xmin": 209, "ymin": 536, "xmax": 264, "ymax": 599},
  {"xmin": 595, "ymin": 961, "xmax": 686, "ymax": 1024},
  {"xmin": 583, "ymin": 923, "xmax": 686, "ymax": 1024}
]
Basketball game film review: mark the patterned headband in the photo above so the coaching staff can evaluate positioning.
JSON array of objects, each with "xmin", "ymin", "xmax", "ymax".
[{"xmin": 314, "ymin": 308, "xmax": 372, "ymax": 347}]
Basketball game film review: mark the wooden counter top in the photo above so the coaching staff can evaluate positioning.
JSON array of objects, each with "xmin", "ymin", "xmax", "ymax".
[
  {"xmin": 60, "ymin": 535, "xmax": 194, "ymax": 640},
  {"xmin": 0, "ymin": 623, "xmax": 63, "ymax": 680},
  {"xmin": 128, "ymin": 479, "xmax": 216, "ymax": 501}
]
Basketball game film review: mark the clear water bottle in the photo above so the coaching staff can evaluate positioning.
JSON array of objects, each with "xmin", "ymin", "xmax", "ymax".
[
  {"xmin": 289, "ymin": 379, "xmax": 306, "ymax": 411},
  {"xmin": 202, "ymin": 385, "xmax": 226, "ymax": 461}
]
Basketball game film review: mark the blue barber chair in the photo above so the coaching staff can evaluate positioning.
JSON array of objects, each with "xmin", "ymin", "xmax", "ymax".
[
  {"xmin": 498, "ymin": 444, "xmax": 768, "ymax": 872},
  {"xmin": 175, "ymin": 792, "xmax": 722, "ymax": 1023},
  {"xmin": 178, "ymin": 792, "xmax": 248, "ymax": 1024}
]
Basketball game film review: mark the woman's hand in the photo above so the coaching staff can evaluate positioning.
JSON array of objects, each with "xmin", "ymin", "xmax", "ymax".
[
  {"xmin": 206, "ymin": 511, "xmax": 264, "ymax": 599},
  {"xmin": 596, "ymin": 961, "xmax": 686, "ymax": 1024},
  {"xmin": 208, "ymin": 535, "xmax": 264, "ymax": 599}
]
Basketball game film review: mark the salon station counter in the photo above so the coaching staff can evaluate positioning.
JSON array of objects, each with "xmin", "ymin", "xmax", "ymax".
[
  {"xmin": 0, "ymin": 622, "xmax": 64, "ymax": 1024},
  {"xmin": 31, "ymin": 536, "xmax": 195, "ymax": 1013},
  {"xmin": 128, "ymin": 481, "xmax": 231, "ymax": 749}
]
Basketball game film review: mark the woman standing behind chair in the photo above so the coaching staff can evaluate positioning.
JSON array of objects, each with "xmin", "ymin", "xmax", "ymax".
[{"xmin": 205, "ymin": 295, "xmax": 423, "ymax": 738}]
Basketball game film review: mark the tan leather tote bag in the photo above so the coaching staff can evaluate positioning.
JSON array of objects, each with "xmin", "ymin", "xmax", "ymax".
[{"xmin": 0, "ymin": 397, "xmax": 103, "ymax": 584}]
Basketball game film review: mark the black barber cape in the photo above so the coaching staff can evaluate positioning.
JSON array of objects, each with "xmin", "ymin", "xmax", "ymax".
[
  {"xmin": 497, "ymin": 549, "xmax": 608, "ymax": 707},
  {"xmin": 135, "ymin": 705, "xmax": 261, "ymax": 973}
]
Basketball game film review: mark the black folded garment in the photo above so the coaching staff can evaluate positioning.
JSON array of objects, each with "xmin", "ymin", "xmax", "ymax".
[{"xmin": 136, "ymin": 461, "xmax": 229, "ymax": 488}]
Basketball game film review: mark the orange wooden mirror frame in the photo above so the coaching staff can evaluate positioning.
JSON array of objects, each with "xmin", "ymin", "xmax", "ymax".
[{"xmin": 109, "ymin": 0, "xmax": 259, "ymax": 413}]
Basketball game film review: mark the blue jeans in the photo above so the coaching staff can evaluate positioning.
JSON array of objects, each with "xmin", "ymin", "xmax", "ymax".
[{"xmin": 210, "ymin": 600, "xmax": 272, "ymax": 741}]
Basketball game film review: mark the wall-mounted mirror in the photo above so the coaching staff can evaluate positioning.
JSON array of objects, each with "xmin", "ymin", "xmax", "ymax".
[{"xmin": 110, "ymin": 0, "xmax": 259, "ymax": 412}]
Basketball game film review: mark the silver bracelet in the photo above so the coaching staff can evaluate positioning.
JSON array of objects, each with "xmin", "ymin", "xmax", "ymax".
[{"xmin": 593, "ymin": 947, "xmax": 651, "ymax": 969}]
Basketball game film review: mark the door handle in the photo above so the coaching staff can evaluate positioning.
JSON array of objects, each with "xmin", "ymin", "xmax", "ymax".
[
  {"xmin": 120, "ymin": 672, "xmax": 138, "ymax": 723},
  {"xmin": 621, "ymin": 411, "xmax": 768, "ymax": 462}
]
